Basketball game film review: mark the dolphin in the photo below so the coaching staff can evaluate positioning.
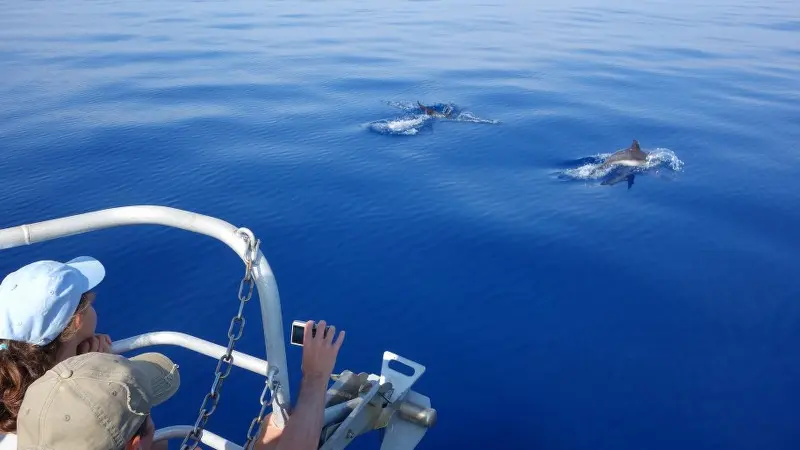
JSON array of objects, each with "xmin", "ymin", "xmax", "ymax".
[
  {"xmin": 601, "ymin": 166, "xmax": 636, "ymax": 189},
  {"xmin": 418, "ymin": 101, "xmax": 437, "ymax": 116},
  {"xmin": 599, "ymin": 140, "xmax": 648, "ymax": 170},
  {"xmin": 417, "ymin": 102, "xmax": 454, "ymax": 119}
]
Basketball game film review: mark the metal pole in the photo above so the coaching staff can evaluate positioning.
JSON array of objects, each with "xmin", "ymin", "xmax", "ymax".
[
  {"xmin": 154, "ymin": 426, "xmax": 243, "ymax": 450},
  {"xmin": 112, "ymin": 331, "xmax": 269, "ymax": 376},
  {"xmin": 253, "ymin": 255, "xmax": 291, "ymax": 425},
  {"xmin": 0, "ymin": 206, "xmax": 247, "ymax": 253},
  {"xmin": 323, "ymin": 398, "xmax": 363, "ymax": 426}
]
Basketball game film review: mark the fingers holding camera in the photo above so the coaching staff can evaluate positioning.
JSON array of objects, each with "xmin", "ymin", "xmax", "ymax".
[
  {"xmin": 303, "ymin": 320, "xmax": 315, "ymax": 344},
  {"xmin": 324, "ymin": 324, "xmax": 345, "ymax": 351},
  {"xmin": 333, "ymin": 329, "xmax": 345, "ymax": 351},
  {"xmin": 301, "ymin": 320, "xmax": 344, "ymax": 382}
]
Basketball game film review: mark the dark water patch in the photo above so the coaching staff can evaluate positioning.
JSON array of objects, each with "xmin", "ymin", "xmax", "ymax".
[
  {"xmin": 210, "ymin": 22, "xmax": 260, "ymax": 30},
  {"xmin": 753, "ymin": 20, "xmax": 800, "ymax": 31},
  {"xmin": 44, "ymin": 49, "xmax": 254, "ymax": 68}
]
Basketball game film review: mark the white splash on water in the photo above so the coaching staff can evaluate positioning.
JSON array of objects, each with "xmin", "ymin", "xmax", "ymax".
[
  {"xmin": 368, "ymin": 101, "xmax": 499, "ymax": 135},
  {"xmin": 452, "ymin": 111, "xmax": 500, "ymax": 124},
  {"xmin": 561, "ymin": 148, "xmax": 684, "ymax": 180},
  {"xmin": 368, "ymin": 115, "xmax": 431, "ymax": 135},
  {"xmin": 562, "ymin": 155, "xmax": 614, "ymax": 179},
  {"xmin": 385, "ymin": 100, "xmax": 418, "ymax": 111}
]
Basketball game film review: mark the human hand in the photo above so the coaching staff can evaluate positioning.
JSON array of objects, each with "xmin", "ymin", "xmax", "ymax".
[
  {"xmin": 77, "ymin": 333, "xmax": 113, "ymax": 355},
  {"xmin": 301, "ymin": 320, "xmax": 344, "ymax": 383}
]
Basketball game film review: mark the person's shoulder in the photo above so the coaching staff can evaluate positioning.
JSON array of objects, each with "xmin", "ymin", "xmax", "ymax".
[{"xmin": 0, "ymin": 432, "xmax": 18, "ymax": 449}]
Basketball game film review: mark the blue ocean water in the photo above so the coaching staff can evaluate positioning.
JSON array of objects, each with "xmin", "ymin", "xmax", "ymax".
[{"xmin": 1, "ymin": 0, "xmax": 799, "ymax": 449}]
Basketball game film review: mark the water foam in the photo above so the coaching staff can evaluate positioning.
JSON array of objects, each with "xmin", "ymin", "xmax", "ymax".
[
  {"xmin": 368, "ymin": 115, "xmax": 431, "ymax": 135},
  {"xmin": 560, "ymin": 148, "xmax": 684, "ymax": 181},
  {"xmin": 453, "ymin": 111, "xmax": 500, "ymax": 124},
  {"xmin": 368, "ymin": 101, "xmax": 499, "ymax": 135}
]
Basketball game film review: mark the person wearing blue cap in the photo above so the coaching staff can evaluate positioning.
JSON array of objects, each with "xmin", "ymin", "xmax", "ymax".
[
  {"xmin": 0, "ymin": 256, "xmax": 113, "ymax": 450},
  {"xmin": 0, "ymin": 256, "xmax": 347, "ymax": 449}
]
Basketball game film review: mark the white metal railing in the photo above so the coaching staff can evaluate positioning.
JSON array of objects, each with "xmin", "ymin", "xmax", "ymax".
[
  {"xmin": 112, "ymin": 332, "xmax": 268, "ymax": 376},
  {"xmin": 112, "ymin": 332, "xmax": 263, "ymax": 449},
  {"xmin": 155, "ymin": 426, "xmax": 242, "ymax": 449}
]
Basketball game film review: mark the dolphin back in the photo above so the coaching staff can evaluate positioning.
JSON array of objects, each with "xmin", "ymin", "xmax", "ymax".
[
  {"xmin": 629, "ymin": 140, "xmax": 647, "ymax": 159},
  {"xmin": 602, "ymin": 139, "xmax": 648, "ymax": 167}
]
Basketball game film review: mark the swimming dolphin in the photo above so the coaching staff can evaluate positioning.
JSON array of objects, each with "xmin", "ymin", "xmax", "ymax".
[
  {"xmin": 599, "ymin": 140, "xmax": 648, "ymax": 170},
  {"xmin": 601, "ymin": 166, "xmax": 636, "ymax": 189},
  {"xmin": 417, "ymin": 102, "xmax": 454, "ymax": 119},
  {"xmin": 418, "ymin": 101, "xmax": 437, "ymax": 116}
]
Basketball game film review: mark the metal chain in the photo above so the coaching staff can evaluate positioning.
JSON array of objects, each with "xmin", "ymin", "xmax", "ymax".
[
  {"xmin": 179, "ymin": 229, "xmax": 261, "ymax": 450},
  {"xmin": 242, "ymin": 366, "xmax": 281, "ymax": 450}
]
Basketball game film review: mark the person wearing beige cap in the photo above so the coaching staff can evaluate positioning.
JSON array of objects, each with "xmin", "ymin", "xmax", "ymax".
[
  {"xmin": 16, "ymin": 351, "xmax": 180, "ymax": 450},
  {"xmin": 17, "ymin": 319, "xmax": 345, "ymax": 450}
]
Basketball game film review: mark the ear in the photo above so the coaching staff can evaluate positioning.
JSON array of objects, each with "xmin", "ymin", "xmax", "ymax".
[{"xmin": 125, "ymin": 435, "xmax": 142, "ymax": 450}]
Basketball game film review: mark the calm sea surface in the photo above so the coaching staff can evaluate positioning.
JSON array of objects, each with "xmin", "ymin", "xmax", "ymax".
[{"xmin": 1, "ymin": 1, "xmax": 799, "ymax": 449}]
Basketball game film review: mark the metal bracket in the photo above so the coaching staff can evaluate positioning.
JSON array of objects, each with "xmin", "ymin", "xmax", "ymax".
[
  {"xmin": 319, "ymin": 381, "xmax": 384, "ymax": 450},
  {"xmin": 325, "ymin": 370, "xmax": 368, "ymax": 407},
  {"xmin": 379, "ymin": 352, "xmax": 426, "ymax": 403}
]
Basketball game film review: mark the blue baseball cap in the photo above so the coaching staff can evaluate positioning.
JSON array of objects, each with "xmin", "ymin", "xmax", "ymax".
[{"xmin": 0, "ymin": 257, "xmax": 105, "ymax": 346}]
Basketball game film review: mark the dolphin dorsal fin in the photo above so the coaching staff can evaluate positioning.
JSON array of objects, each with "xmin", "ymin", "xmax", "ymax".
[{"xmin": 630, "ymin": 140, "xmax": 641, "ymax": 152}]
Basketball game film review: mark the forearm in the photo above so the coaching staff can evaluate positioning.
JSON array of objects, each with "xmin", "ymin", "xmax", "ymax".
[{"xmin": 274, "ymin": 376, "xmax": 328, "ymax": 450}]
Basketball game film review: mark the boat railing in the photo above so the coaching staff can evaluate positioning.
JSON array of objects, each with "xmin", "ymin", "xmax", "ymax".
[
  {"xmin": 112, "ymin": 331, "xmax": 270, "ymax": 376},
  {"xmin": 0, "ymin": 205, "xmax": 435, "ymax": 450}
]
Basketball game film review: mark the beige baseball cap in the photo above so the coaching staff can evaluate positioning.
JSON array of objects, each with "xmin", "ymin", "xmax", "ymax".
[{"xmin": 17, "ymin": 352, "xmax": 180, "ymax": 450}]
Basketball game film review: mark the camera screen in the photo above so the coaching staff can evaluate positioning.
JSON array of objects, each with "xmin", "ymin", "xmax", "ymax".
[
  {"xmin": 291, "ymin": 322, "xmax": 330, "ymax": 346},
  {"xmin": 291, "ymin": 324, "xmax": 306, "ymax": 345}
]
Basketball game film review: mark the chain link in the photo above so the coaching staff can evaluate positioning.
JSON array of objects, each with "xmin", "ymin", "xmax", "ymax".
[
  {"xmin": 242, "ymin": 366, "xmax": 281, "ymax": 450},
  {"xmin": 179, "ymin": 231, "xmax": 261, "ymax": 450}
]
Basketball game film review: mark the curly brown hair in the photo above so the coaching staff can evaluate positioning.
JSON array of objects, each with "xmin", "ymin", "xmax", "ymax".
[{"xmin": 0, "ymin": 292, "xmax": 93, "ymax": 433}]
